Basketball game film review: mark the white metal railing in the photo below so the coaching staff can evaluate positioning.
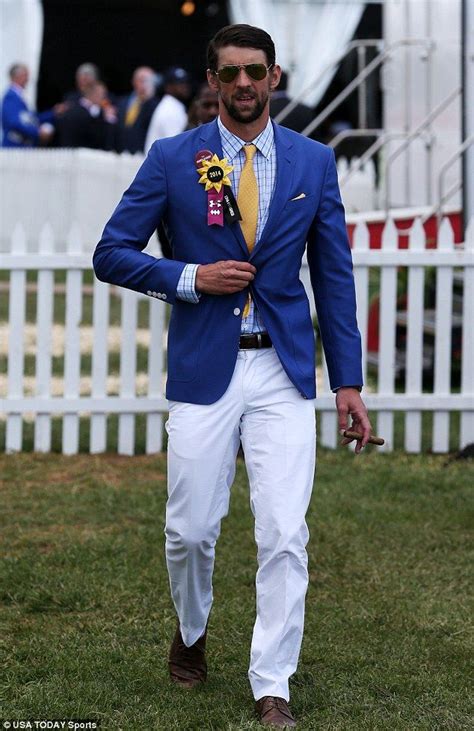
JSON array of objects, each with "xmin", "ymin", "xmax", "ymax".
[
  {"xmin": 285, "ymin": 36, "xmax": 462, "ymax": 216},
  {"xmin": 436, "ymin": 136, "xmax": 474, "ymax": 225},
  {"xmin": 1, "ymin": 216, "xmax": 473, "ymax": 455},
  {"xmin": 275, "ymin": 39, "xmax": 432, "ymax": 134}
]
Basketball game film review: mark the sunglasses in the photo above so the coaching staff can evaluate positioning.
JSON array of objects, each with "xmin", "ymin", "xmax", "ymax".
[{"xmin": 214, "ymin": 63, "xmax": 273, "ymax": 83}]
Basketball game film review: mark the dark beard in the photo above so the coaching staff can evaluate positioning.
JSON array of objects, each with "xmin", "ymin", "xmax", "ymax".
[{"xmin": 224, "ymin": 93, "xmax": 268, "ymax": 124}]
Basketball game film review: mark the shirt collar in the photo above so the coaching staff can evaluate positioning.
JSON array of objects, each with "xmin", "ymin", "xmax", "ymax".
[
  {"xmin": 217, "ymin": 116, "xmax": 274, "ymax": 161},
  {"xmin": 11, "ymin": 83, "xmax": 24, "ymax": 98}
]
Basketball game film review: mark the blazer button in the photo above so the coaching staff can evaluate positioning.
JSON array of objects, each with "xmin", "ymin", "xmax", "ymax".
[
  {"xmin": 162, "ymin": 294, "xmax": 167, "ymax": 300},
  {"xmin": 233, "ymin": 308, "xmax": 241, "ymax": 316}
]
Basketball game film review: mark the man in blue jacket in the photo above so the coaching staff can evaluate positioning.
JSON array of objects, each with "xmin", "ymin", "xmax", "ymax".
[
  {"xmin": 1, "ymin": 64, "xmax": 55, "ymax": 148},
  {"xmin": 94, "ymin": 24, "xmax": 371, "ymax": 728}
]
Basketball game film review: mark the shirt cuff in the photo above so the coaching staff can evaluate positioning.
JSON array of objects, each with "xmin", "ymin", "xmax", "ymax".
[{"xmin": 176, "ymin": 263, "xmax": 200, "ymax": 304}]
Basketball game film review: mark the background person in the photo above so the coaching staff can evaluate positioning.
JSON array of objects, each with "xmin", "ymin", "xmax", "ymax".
[
  {"xmin": 185, "ymin": 83, "xmax": 219, "ymax": 129},
  {"xmin": 116, "ymin": 66, "xmax": 158, "ymax": 153},
  {"xmin": 93, "ymin": 23, "xmax": 371, "ymax": 729},
  {"xmin": 55, "ymin": 81, "xmax": 117, "ymax": 150},
  {"xmin": 1, "ymin": 63, "xmax": 57, "ymax": 147},
  {"xmin": 144, "ymin": 66, "xmax": 191, "ymax": 152},
  {"xmin": 63, "ymin": 62, "xmax": 100, "ymax": 103}
]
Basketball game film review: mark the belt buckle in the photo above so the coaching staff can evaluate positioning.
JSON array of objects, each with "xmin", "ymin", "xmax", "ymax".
[{"xmin": 256, "ymin": 333, "xmax": 262, "ymax": 349}]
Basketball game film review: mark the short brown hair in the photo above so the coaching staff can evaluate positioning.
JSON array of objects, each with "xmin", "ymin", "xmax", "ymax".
[{"xmin": 207, "ymin": 24, "xmax": 276, "ymax": 71}]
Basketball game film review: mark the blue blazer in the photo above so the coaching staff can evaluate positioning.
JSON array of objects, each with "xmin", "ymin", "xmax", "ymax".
[
  {"xmin": 1, "ymin": 87, "xmax": 53, "ymax": 147},
  {"xmin": 93, "ymin": 120, "xmax": 363, "ymax": 404}
]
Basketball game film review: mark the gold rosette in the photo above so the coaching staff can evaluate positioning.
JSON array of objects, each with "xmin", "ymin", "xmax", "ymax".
[{"xmin": 198, "ymin": 154, "xmax": 233, "ymax": 193}]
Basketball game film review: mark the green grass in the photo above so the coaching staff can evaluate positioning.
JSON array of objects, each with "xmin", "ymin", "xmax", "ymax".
[{"xmin": 1, "ymin": 451, "xmax": 472, "ymax": 729}]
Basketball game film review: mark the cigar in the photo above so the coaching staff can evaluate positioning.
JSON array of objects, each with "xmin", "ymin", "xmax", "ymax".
[{"xmin": 342, "ymin": 430, "xmax": 385, "ymax": 446}]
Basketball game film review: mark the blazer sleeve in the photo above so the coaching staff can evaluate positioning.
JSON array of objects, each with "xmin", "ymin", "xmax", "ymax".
[
  {"xmin": 38, "ymin": 109, "xmax": 55, "ymax": 124},
  {"xmin": 3, "ymin": 94, "xmax": 40, "ymax": 142},
  {"xmin": 306, "ymin": 148, "xmax": 363, "ymax": 390},
  {"xmin": 93, "ymin": 140, "xmax": 187, "ymax": 304}
]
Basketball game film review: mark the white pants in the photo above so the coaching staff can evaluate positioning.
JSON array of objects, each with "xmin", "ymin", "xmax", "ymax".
[{"xmin": 165, "ymin": 347, "xmax": 316, "ymax": 701}]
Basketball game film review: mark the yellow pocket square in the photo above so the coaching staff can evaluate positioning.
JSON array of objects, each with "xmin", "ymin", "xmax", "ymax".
[{"xmin": 290, "ymin": 193, "xmax": 306, "ymax": 201}]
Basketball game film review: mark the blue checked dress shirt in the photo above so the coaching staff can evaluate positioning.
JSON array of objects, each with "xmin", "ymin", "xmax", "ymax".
[{"xmin": 176, "ymin": 116, "xmax": 277, "ymax": 334}]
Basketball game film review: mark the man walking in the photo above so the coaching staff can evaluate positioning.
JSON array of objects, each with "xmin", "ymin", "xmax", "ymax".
[{"xmin": 94, "ymin": 24, "xmax": 371, "ymax": 728}]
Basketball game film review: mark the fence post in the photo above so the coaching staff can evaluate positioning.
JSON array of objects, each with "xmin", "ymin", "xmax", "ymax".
[
  {"xmin": 353, "ymin": 221, "xmax": 370, "ymax": 387},
  {"xmin": 5, "ymin": 224, "xmax": 26, "ymax": 453},
  {"xmin": 62, "ymin": 223, "xmax": 83, "ymax": 455},
  {"xmin": 319, "ymin": 353, "xmax": 337, "ymax": 449},
  {"xmin": 146, "ymin": 298, "xmax": 165, "ymax": 454},
  {"xmin": 377, "ymin": 218, "xmax": 398, "ymax": 451},
  {"xmin": 432, "ymin": 218, "xmax": 454, "ymax": 452},
  {"xmin": 90, "ymin": 278, "xmax": 110, "ymax": 454},
  {"xmin": 118, "ymin": 289, "xmax": 138, "ymax": 455},
  {"xmin": 404, "ymin": 217, "xmax": 425, "ymax": 452},
  {"xmin": 34, "ymin": 223, "xmax": 55, "ymax": 452},
  {"xmin": 460, "ymin": 217, "xmax": 474, "ymax": 449}
]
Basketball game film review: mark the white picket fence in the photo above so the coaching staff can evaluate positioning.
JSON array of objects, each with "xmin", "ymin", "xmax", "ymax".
[{"xmin": 1, "ymin": 216, "xmax": 473, "ymax": 455}]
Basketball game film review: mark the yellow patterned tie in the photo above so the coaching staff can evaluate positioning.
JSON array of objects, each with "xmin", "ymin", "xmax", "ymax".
[{"xmin": 237, "ymin": 144, "xmax": 258, "ymax": 317}]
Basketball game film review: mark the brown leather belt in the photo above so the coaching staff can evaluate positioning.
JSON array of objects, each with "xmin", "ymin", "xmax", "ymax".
[{"xmin": 239, "ymin": 332, "xmax": 272, "ymax": 349}]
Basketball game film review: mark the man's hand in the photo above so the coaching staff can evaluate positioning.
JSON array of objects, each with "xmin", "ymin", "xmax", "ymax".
[
  {"xmin": 38, "ymin": 123, "xmax": 54, "ymax": 143},
  {"xmin": 195, "ymin": 261, "xmax": 256, "ymax": 295},
  {"xmin": 336, "ymin": 387, "xmax": 372, "ymax": 454},
  {"xmin": 53, "ymin": 102, "xmax": 70, "ymax": 116}
]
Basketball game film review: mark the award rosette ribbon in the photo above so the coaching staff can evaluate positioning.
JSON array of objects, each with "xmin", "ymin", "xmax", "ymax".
[{"xmin": 196, "ymin": 153, "xmax": 240, "ymax": 226}]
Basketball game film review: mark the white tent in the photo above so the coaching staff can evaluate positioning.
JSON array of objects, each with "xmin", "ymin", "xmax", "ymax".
[
  {"xmin": 0, "ymin": 0, "xmax": 43, "ymax": 107},
  {"xmin": 229, "ymin": 0, "xmax": 366, "ymax": 106}
]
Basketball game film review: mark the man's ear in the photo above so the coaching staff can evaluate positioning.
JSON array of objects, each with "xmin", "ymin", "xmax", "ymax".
[
  {"xmin": 207, "ymin": 69, "xmax": 219, "ymax": 92},
  {"xmin": 270, "ymin": 64, "xmax": 282, "ymax": 92}
]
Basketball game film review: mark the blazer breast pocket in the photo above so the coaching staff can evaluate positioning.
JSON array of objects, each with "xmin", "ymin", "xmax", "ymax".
[
  {"xmin": 288, "ymin": 193, "xmax": 315, "ymax": 204},
  {"xmin": 282, "ymin": 193, "xmax": 317, "ymax": 226},
  {"xmin": 284, "ymin": 192, "xmax": 316, "ymax": 210}
]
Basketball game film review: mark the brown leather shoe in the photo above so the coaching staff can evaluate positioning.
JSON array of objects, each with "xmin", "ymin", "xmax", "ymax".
[
  {"xmin": 168, "ymin": 622, "xmax": 207, "ymax": 688},
  {"xmin": 256, "ymin": 696, "xmax": 297, "ymax": 728}
]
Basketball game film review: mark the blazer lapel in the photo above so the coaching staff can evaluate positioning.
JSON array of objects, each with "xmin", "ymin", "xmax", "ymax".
[
  {"xmin": 250, "ymin": 123, "xmax": 294, "ymax": 259},
  {"xmin": 197, "ymin": 118, "xmax": 223, "ymax": 158},
  {"xmin": 197, "ymin": 121, "xmax": 249, "ymax": 257}
]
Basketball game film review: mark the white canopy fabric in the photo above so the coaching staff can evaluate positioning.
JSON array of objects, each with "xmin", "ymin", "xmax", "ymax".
[
  {"xmin": 228, "ymin": 0, "xmax": 365, "ymax": 107},
  {"xmin": 0, "ymin": 0, "xmax": 43, "ymax": 107}
]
